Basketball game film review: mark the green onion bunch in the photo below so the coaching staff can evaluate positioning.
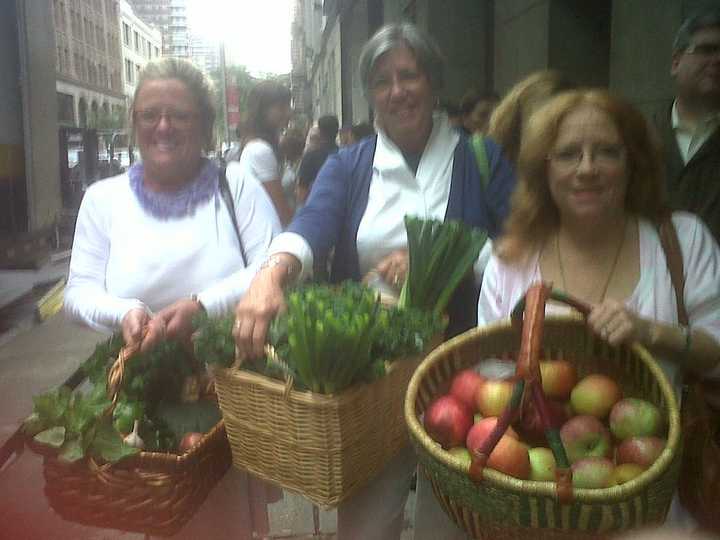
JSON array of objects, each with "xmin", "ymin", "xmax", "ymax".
[{"xmin": 400, "ymin": 216, "xmax": 487, "ymax": 314}]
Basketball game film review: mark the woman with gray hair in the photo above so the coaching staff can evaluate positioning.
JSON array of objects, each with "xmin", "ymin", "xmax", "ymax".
[{"xmin": 233, "ymin": 22, "xmax": 516, "ymax": 539}]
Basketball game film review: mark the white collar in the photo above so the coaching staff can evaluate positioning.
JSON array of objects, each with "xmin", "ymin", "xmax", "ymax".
[
  {"xmin": 373, "ymin": 112, "xmax": 459, "ymax": 175},
  {"xmin": 672, "ymin": 100, "xmax": 720, "ymax": 132}
]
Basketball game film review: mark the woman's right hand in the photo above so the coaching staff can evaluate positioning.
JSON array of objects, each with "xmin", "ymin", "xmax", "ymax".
[
  {"xmin": 233, "ymin": 268, "xmax": 287, "ymax": 359},
  {"xmin": 121, "ymin": 307, "xmax": 150, "ymax": 350}
]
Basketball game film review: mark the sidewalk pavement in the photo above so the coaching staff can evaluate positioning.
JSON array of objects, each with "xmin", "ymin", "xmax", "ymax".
[
  {"xmin": 0, "ymin": 256, "xmax": 69, "ymax": 311},
  {"xmin": 0, "ymin": 309, "xmax": 416, "ymax": 539}
]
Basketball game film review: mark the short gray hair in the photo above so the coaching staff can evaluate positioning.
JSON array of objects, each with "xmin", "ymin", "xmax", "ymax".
[
  {"xmin": 358, "ymin": 23, "xmax": 445, "ymax": 99},
  {"xmin": 672, "ymin": 8, "xmax": 720, "ymax": 53},
  {"xmin": 130, "ymin": 58, "xmax": 216, "ymax": 151}
]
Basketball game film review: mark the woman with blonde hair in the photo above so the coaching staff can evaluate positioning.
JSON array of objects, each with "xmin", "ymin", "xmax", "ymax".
[
  {"xmin": 487, "ymin": 69, "xmax": 575, "ymax": 164},
  {"xmin": 478, "ymin": 89, "xmax": 720, "ymax": 530}
]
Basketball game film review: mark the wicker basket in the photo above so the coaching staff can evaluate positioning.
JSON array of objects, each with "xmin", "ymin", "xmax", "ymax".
[
  {"xmin": 213, "ymin": 352, "xmax": 426, "ymax": 508},
  {"xmin": 34, "ymin": 345, "xmax": 233, "ymax": 537},
  {"xmin": 404, "ymin": 286, "xmax": 682, "ymax": 539}
]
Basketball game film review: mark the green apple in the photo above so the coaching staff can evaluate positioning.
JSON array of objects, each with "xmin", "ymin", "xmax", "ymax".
[
  {"xmin": 448, "ymin": 447, "xmax": 472, "ymax": 469},
  {"xmin": 609, "ymin": 398, "xmax": 663, "ymax": 440},
  {"xmin": 528, "ymin": 447, "xmax": 556, "ymax": 481}
]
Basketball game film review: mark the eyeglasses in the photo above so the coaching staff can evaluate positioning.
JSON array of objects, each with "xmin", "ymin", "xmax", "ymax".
[
  {"xmin": 134, "ymin": 108, "xmax": 196, "ymax": 129},
  {"xmin": 369, "ymin": 69, "xmax": 423, "ymax": 93},
  {"xmin": 684, "ymin": 42, "xmax": 720, "ymax": 58},
  {"xmin": 547, "ymin": 144, "xmax": 626, "ymax": 171}
]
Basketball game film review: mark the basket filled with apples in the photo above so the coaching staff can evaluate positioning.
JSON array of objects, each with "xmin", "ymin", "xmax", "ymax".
[{"xmin": 405, "ymin": 283, "xmax": 681, "ymax": 539}]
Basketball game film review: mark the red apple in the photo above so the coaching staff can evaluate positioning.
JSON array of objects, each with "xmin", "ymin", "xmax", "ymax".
[
  {"xmin": 424, "ymin": 395, "xmax": 473, "ymax": 449},
  {"xmin": 539, "ymin": 360, "xmax": 578, "ymax": 400},
  {"xmin": 560, "ymin": 415, "xmax": 613, "ymax": 464},
  {"xmin": 449, "ymin": 369, "xmax": 486, "ymax": 412},
  {"xmin": 572, "ymin": 457, "xmax": 614, "ymax": 488},
  {"xmin": 466, "ymin": 417, "xmax": 519, "ymax": 449},
  {"xmin": 609, "ymin": 398, "xmax": 663, "ymax": 440},
  {"xmin": 610, "ymin": 463, "xmax": 645, "ymax": 485},
  {"xmin": 528, "ymin": 447, "xmax": 556, "ymax": 481},
  {"xmin": 465, "ymin": 418, "xmax": 529, "ymax": 479},
  {"xmin": 515, "ymin": 399, "xmax": 570, "ymax": 445},
  {"xmin": 476, "ymin": 378, "xmax": 514, "ymax": 417},
  {"xmin": 179, "ymin": 432, "xmax": 204, "ymax": 453},
  {"xmin": 615, "ymin": 436, "xmax": 666, "ymax": 469},
  {"xmin": 570, "ymin": 374, "xmax": 622, "ymax": 419}
]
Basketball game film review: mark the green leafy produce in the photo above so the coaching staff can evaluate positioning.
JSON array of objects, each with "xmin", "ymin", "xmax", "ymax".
[
  {"xmin": 194, "ymin": 282, "xmax": 443, "ymax": 394},
  {"xmin": 25, "ymin": 333, "xmax": 211, "ymax": 463},
  {"xmin": 399, "ymin": 216, "xmax": 487, "ymax": 314}
]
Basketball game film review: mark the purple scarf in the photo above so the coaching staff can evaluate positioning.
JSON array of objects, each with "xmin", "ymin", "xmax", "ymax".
[{"xmin": 129, "ymin": 158, "xmax": 219, "ymax": 220}]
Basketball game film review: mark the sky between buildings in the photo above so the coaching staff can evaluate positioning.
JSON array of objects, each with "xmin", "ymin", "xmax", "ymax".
[{"xmin": 187, "ymin": 0, "xmax": 292, "ymax": 75}]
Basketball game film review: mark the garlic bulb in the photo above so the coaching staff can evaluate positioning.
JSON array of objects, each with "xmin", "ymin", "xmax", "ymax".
[{"xmin": 123, "ymin": 419, "xmax": 145, "ymax": 449}]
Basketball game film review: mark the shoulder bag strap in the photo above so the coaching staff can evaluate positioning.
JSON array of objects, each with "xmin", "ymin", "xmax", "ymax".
[
  {"xmin": 657, "ymin": 212, "xmax": 688, "ymax": 325},
  {"xmin": 218, "ymin": 167, "xmax": 247, "ymax": 266},
  {"xmin": 470, "ymin": 134, "xmax": 490, "ymax": 190}
]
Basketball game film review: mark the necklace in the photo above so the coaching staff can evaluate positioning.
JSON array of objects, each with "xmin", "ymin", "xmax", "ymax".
[{"xmin": 556, "ymin": 219, "xmax": 627, "ymax": 303}]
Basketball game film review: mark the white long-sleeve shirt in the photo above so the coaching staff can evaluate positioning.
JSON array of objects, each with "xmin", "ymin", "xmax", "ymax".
[{"xmin": 64, "ymin": 162, "xmax": 281, "ymax": 332}]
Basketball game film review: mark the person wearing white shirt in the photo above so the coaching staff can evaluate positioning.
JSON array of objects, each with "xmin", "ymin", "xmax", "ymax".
[
  {"xmin": 235, "ymin": 80, "xmax": 294, "ymax": 226},
  {"xmin": 233, "ymin": 23, "xmax": 516, "ymax": 540},
  {"xmin": 478, "ymin": 89, "xmax": 720, "ymax": 534},
  {"xmin": 64, "ymin": 59, "xmax": 282, "ymax": 539}
]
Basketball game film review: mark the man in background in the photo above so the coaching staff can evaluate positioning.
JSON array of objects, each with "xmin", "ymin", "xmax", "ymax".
[
  {"xmin": 656, "ymin": 8, "xmax": 720, "ymax": 241},
  {"xmin": 296, "ymin": 115, "xmax": 339, "ymax": 205}
]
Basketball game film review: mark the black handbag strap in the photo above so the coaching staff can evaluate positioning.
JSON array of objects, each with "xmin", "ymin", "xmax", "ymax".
[{"xmin": 218, "ymin": 167, "xmax": 247, "ymax": 266}]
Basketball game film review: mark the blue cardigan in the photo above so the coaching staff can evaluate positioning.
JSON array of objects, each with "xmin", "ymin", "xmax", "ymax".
[{"xmin": 288, "ymin": 133, "xmax": 516, "ymax": 333}]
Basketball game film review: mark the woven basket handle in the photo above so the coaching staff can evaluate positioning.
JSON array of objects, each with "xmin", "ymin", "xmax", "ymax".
[
  {"xmin": 105, "ymin": 338, "xmax": 143, "ymax": 417},
  {"xmin": 472, "ymin": 283, "xmax": 577, "ymax": 502}
]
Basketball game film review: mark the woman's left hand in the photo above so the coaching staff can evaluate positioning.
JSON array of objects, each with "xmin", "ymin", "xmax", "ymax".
[
  {"xmin": 375, "ymin": 249, "xmax": 409, "ymax": 289},
  {"xmin": 588, "ymin": 299, "xmax": 652, "ymax": 347},
  {"xmin": 140, "ymin": 298, "xmax": 203, "ymax": 353}
]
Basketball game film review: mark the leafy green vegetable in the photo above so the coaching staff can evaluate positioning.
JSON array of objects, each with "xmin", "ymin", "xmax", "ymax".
[
  {"xmin": 90, "ymin": 419, "xmax": 140, "ymax": 463},
  {"xmin": 59, "ymin": 438, "xmax": 84, "ymax": 463},
  {"xmin": 399, "ymin": 216, "xmax": 487, "ymax": 314},
  {"xmin": 193, "ymin": 283, "xmax": 442, "ymax": 394},
  {"xmin": 35, "ymin": 427, "xmax": 66, "ymax": 448},
  {"xmin": 26, "ymin": 330, "xmax": 211, "ymax": 462}
]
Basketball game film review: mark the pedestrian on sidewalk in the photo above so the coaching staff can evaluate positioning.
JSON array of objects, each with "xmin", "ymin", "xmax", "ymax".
[{"xmin": 235, "ymin": 80, "xmax": 295, "ymax": 226}]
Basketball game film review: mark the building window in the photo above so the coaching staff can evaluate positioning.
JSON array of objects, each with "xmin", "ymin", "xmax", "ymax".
[
  {"xmin": 125, "ymin": 58, "xmax": 133, "ymax": 84},
  {"xmin": 123, "ymin": 22, "xmax": 130, "ymax": 45},
  {"xmin": 154, "ymin": 46, "xmax": 159, "ymax": 57},
  {"xmin": 57, "ymin": 92, "xmax": 75, "ymax": 124},
  {"xmin": 134, "ymin": 31, "xmax": 140, "ymax": 51}
]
